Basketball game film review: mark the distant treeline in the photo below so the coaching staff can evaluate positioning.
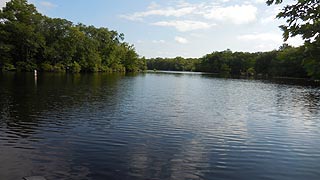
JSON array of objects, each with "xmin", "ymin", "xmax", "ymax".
[
  {"xmin": 147, "ymin": 43, "xmax": 320, "ymax": 79},
  {"xmin": 0, "ymin": 0, "xmax": 147, "ymax": 73}
]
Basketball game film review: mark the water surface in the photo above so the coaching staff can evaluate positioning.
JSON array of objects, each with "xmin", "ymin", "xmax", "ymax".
[{"xmin": 0, "ymin": 72, "xmax": 320, "ymax": 180}]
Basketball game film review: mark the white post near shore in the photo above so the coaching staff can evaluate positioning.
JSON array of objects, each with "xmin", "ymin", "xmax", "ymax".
[{"xmin": 34, "ymin": 70, "xmax": 37, "ymax": 86}]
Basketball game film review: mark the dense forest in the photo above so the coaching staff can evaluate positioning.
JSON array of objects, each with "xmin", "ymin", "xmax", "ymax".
[
  {"xmin": 0, "ymin": 0, "xmax": 147, "ymax": 73},
  {"xmin": 147, "ymin": 44, "xmax": 310, "ymax": 78}
]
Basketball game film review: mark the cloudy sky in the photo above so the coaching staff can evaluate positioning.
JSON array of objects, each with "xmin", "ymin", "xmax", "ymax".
[{"xmin": 0, "ymin": 0, "xmax": 303, "ymax": 58}]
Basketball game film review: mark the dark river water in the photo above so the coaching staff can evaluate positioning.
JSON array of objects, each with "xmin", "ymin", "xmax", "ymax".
[{"xmin": 0, "ymin": 72, "xmax": 320, "ymax": 180}]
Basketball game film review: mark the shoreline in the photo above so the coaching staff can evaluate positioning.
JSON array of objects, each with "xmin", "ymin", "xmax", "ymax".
[{"xmin": 2, "ymin": 70, "xmax": 320, "ymax": 86}]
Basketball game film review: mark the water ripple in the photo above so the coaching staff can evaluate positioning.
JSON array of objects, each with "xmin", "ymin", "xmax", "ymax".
[{"xmin": 0, "ymin": 73, "xmax": 320, "ymax": 180}]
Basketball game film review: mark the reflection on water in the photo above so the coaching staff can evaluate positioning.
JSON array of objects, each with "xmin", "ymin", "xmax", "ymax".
[{"xmin": 0, "ymin": 72, "xmax": 320, "ymax": 180}]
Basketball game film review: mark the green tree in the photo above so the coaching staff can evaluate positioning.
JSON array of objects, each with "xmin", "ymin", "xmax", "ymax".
[
  {"xmin": 1, "ymin": 0, "xmax": 145, "ymax": 73},
  {"xmin": 254, "ymin": 51, "xmax": 277, "ymax": 76},
  {"xmin": 41, "ymin": 17, "xmax": 76, "ymax": 66},
  {"xmin": 303, "ymin": 40, "xmax": 320, "ymax": 79},
  {"xmin": 0, "ymin": 0, "xmax": 45, "ymax": 71},
  {"xmin": 271, "ymin": 45, "xmax": 307, "ymax": 78},
  {"xmin": 267, "ymin": 0, "xmax": 319, "ymax": 42},
  {"xmin": 267, "ymin": 0, "xmax": 320, "ymax": 79}
]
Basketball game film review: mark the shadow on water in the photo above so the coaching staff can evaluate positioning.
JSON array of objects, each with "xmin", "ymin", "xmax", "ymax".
[{"xmin": 0, "ymin": 72, "xmax": 125, "ymax": 132}]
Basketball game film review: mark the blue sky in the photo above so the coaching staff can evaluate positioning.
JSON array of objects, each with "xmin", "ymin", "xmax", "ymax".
[{"xmin": 1, "ymin": 0, "xmax": 303, "ymax": 58}]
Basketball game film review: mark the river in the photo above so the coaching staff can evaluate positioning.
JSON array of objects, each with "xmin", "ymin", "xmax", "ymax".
[{"xmin": 0, "ymin": 72, "xmax": 320, "ymax": 180}]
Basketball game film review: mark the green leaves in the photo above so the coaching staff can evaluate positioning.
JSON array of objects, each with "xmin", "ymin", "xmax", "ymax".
[
  {"xmin": 266, "ymin": 0, "xmax": 283, "ymax": 5},
  {"xmin": 268, "ymin": 0, "xmax": 320, "ymax": 42},
  {"xmin": 0, "ymin": 0, "xmax": 146, "ymax": 72},
  {"xmin": 267, "ymin": 0, "xmax": 320, "ymax": 79}
]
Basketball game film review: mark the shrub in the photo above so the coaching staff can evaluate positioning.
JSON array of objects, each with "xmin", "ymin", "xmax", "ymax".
[
  {"xmin": 247, "ymin": 67, "xmax": 256, "ymax": 76},
  {"xmin": 41, "ymin": 62, "xmax": 54, "ymax": 72},
  {"xmin": 89, "ymin": 64, "xmax": 99, "ymax": 72},
  {"xmin": 16, "ymin": 61, "xmax": 37, "ymax": 72},
  {"xmin": 111, "ymin": 64, "xmax": 125, "ymax": 72},
  {"xmin": 2, "ymin": 63, "xmax": 16, "ymax": 71},
  {"xmin": 69, "ymin": 62, "xmax": 81, "ymax": 73},
  {"xmin": 53, "ymin": 63, "xmax": 66, "ymax": 72},
  {"xmin": 100, "ymin": 65, "xmax": 112, "ymax": 72}
]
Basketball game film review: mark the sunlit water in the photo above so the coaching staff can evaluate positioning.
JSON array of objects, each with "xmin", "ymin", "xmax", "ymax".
[{"xmin": 0, "ymin": 72, "xmax": 320, "ymax": 180}]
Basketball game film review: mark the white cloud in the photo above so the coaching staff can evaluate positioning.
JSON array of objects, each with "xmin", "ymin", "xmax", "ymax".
[
  {"xmin": 253, "ymin": 0, "xmax": 265, "ymax": 4},
  {"xmin": 0, "ymin": 0, "xmax": 9, "ymax": 8},
  {"xmin": 255, "ymin": 43, "xmax": 278, "ymax": 51},
  {"xmin": 152, "ymin": 40, "xmax": 166, "ymax": 44},
  {"xmin": 260, "ymin": 15, "xmax": 276, "ymax": 24},
  {"xmin": 136, "ymin": 40, "xmax": 144, "ymax": 44},
  {"xmin": 148, "ymin": 2, "xmax": 160, "ymax": 9},
  {"xmin": 39, "ymin": 1, "xmax": 57, "ymax": 8},
  {"xmin": 286, "ymin": 35, "xmax": 304, "ymax": 47},
  {"xmin": 175, "ymin": 36, "xmax": 188, "ymax": 44},
  {"xmin": 237, "ymin": 33, "xmax": 282, "ymax": 43},
  {"xmin": 120, "ymin": 1, "xmax": 302, "ymax": 56},
  {"xmin": 203, "ymin": 5, "xmax": 258, "ymax": 24},
  {"xmin": 260, "ymin": 7, "xmax": 280, "ymax": 24},
  {"xmin": 121, "ymin": 2, "xmax": 259, "ymax": 25},
  {"xmin": 190, "ymin": 33, "xmax": 204, "ymax": 38},
  {"xmin": 237, "ymin": 33, "xmax": 304, "ymax": 51},
  {"xmin": 152, "ymin": 20, "xmax": 213, "ymax": 32},
  {"xmin": 121, "ymin": 6, "xmax": 196, "ymax": 21}
]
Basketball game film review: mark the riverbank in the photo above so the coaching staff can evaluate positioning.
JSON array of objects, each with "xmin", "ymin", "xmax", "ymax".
[{"xmin": 2, "ymin": 70, "xmax": 320, "ymax": 87}]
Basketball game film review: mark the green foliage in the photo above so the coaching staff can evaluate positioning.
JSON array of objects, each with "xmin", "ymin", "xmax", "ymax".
[
  {"xmin": 147, "ymin": 47, "xmax": 315, "ymax": 79},
  {"xmin": 41, "ymin": 62, "xmax": 54, "ymax": 72},
  {"xmin": 99, "ymin": 65, "xmax": 112, "ymax": 72},
  {"xmin": 247, "ymin": 67, "xmax": 255, "ymax": 76},
  {"xmin": 271, "ymin": 46, "xmax": 307, "ymax": 77},
  {"xmin": 303, "ymin": 40, "xmax": 320, "ymax": 79},
  {"xmin": 53, "ymin": 63, "xmax": 66, "ymax": 72},
  {"xmin": 40, "ymin": 62, "xmax": 66, "ymax": 72},
  {"xmin": 2, "ymin": 63, "xmax": 16, "ymax": 71},
  {"xmin": 267, "ymin": 0, "xmax": 320, "ymax": 79},
  {"xmin": 138, "ymin": 57, "xmax": 147, "ymax": 71},
  {"xmin": 254, "ymin": 51, "xmax": 277, "ymax": 76},
  {"xmin": 147, "ymin": 57, "xmax": 198, "ymax": 71},
  {"xmin": 267, "ymin": 0, "xmax": 319, "ymax": 42},
  {"xmin": 0, "ymin": 0, "xmax": 146, "ymax": 73},
  {"xmin": 303, "ymin": 58, "xmax": 320, "ymax": 79},
  {"xmin": 16, "ymin": 61, "xmax": 37, "ymax": 72},
  {"xmin": 111, "ymin": 64, "xmax": 126, "ymax": 72},
  {"xmin": 68, "ymin": 62, "xmax": 81, "ymax": 73},
  {"xmin": 220, "ymin": 64, "xmax": 231, "ymax": 73}
]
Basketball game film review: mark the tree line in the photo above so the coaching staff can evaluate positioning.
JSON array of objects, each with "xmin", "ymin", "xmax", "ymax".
[
  {"xmin": 147, "ymin": 44, "xmax": 312, "ymax": 79},
  {"xmin": 0, "ymin": 0, "xmax": 147, "ymax": 73}
]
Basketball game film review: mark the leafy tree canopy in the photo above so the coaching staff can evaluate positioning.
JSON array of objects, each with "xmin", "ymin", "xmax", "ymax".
[
  {"xmin": 267, "ymin": 0, "xmax": 320, "ymax": 42},
  {"xmin": 0, "ymin": 0, "xmax": 146, "ymax": 72}
]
